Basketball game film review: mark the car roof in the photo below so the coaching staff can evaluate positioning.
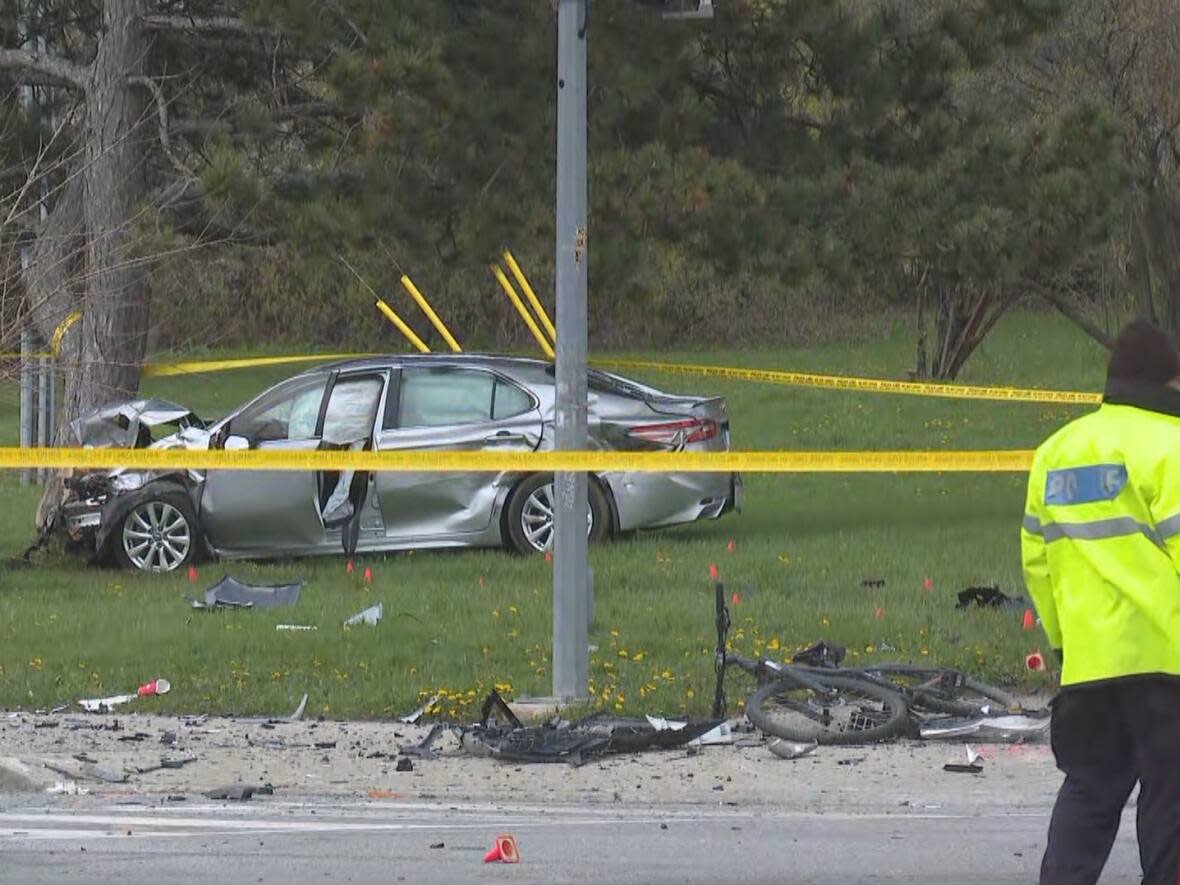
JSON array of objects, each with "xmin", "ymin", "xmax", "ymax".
[{"xmin": 308, "ymin": 353, "xmax": 556, "ymax": 381}]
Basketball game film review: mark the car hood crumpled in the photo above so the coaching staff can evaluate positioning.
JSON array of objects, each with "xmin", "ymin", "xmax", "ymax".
[{"xmin": 70, "ymin": 398, "xmax": 207, "ymax": 449}]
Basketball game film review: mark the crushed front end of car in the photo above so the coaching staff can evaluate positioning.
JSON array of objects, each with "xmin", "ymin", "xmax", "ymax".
[{"xmin": 55, "ymin": 399, "xmax": 209, "ymax": 561}]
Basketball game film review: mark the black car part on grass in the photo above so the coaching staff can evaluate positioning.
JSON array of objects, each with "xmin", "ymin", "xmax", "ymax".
[
  {"xmin": 187, "ymin": 576, "xmax": 305, "ymax": 611},
  {"xmin": 463, "ymin": 690, "xmax": 722, "ymax": 766},
  {"xmin": 791, "ymin": 640, "xmax": 847, "ymax": 669},
  {"xmin": 955, "ymin": 585, "xmax": 1028, "ymax": 610}
]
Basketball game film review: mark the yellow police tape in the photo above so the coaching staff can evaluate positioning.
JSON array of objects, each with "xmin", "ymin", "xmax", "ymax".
[
  {"xmin": 132, "ymin": 351, "xmax": 1100, "ymax": 405},
  {"xmin": 140, "ymin": 353, "xmax": 380, "ymax": 378},
  {"xmin": 0, "ymin": 311, "xmax": 83, "ymax": 360},
  {"xmin": 594, "ymin": 358, "xmax": 1102, "ymax": 406},
  {"xmin": 0, "ymin": 446, "xmax": 1035, "ymax": 473}
]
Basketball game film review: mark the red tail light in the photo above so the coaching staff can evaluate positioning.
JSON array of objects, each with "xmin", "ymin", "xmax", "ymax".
[{"xmin": 627, "ymin": 418, "xmax": 718, "ymax": 447}]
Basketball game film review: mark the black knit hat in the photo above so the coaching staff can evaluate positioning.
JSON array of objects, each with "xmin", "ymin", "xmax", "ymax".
[{"xmin": 1106, "ymin": 320, "xmax": 1180, "ymax": 385}]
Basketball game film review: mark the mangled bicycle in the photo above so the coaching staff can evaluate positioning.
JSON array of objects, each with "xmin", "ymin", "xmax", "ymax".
[{"xmin": 709, "ymin": 585, "xmax": 1030, "ymax": 745}]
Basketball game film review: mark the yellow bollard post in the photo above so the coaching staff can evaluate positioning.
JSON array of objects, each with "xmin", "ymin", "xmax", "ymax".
[
  {"xmin": 503, "ymin": 250, "xmax": 556, "ymax": 345},
  {"xmin": 491, "ymin": 264, "xmax": 556, "ymax": 360},
  {"xmin": 375, "ymin": 299, "xmax": 431, "ymax": 353},
  {"xmin": 399, "ymin": 275, "xmax": 462, "ymax": 352}
]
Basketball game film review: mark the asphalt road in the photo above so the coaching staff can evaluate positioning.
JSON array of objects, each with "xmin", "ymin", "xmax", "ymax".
[{"xmin": 0, "ymin": 798, "xmax": 1141, "ymax": 884}]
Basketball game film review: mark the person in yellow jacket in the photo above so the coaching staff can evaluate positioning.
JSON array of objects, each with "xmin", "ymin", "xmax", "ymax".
[{"xmin": 1023, "ymin": 320, "xmax": 1180, "ymax": 885}]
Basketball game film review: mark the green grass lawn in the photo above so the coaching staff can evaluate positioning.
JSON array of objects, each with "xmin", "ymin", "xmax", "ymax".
[{"xmin": 0, "ymin": 312, "xmax": 1104, "ymax": 719}]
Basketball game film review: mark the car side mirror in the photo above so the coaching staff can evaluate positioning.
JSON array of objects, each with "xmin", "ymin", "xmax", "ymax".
[{"xmin": 224, "ymin": 434, "xmax": 250, "ymax": 451}]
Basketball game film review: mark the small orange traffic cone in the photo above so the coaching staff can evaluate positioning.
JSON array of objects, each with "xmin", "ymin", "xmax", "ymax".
[
  {"xmin": 1022, "ymin": 609, "xmax": 1036, "ymax": 631},
  {"xmin": 363, "ymin": 566, "xmax": 373, "ymax": 584},
  {"xmin": 187, "ymin": 565, "xmax": 198, "ymax": 583},
  {"xmin": 923, "ymin": 577, "xmax": 933, "ymax": 591},
  {"xmin": 346, "ymin": 559, "xmax": 354, "ymax": 574},
  {"xmin": 544, "ymin": 550, "xmax": 553, "ymax": 564},
  {"xmin": 709, "ymin": 563, "xmax": 719, "ymax": 580},
  {"xmin": 483, "ymin": 834, "xmax": 519, "ymax": 864},
  {"xmin": 874, "ymin": 607, "xmax": 884, "ymax": 621},
  {"xmin": 731, "ymin": 592, "xmax": 741, "ymax": 606},
  {"xmin": 726, "ymin": 540, "xmax": 735, "ymax": 553}
]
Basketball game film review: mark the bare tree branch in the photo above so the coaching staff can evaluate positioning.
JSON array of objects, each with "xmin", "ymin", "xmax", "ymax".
[
  {"xmin": 140, "ymin": 14, "xmax": 278, "ymax": 38},
  {"xmin": 172, "ymin": 102, "xmax": 357, "ymax": 137},
  {"xmin": 0, "ymin": 48, "xmax": 88, "ymax": 89},
  {"xmin": 127, "ymin": 75, "xmax": 191, "ymax": 176},
  {"xmin": 1038, "ymin": 285, "xmax": 1115, "ymax": 349}
]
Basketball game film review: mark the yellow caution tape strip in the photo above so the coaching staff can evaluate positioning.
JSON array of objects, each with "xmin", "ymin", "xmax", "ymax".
[
  {"xmin": 141, "ymin": 353, "xmax": 381, "ymax": 378},
  {"xmin": 0, "ymin": 311, "xmax": 83, "ymax": 360},
  {"xmin": 133, "ymin": 352, "xmax": 1099, "ymax": 405},
  {"xmin": 594, "ymin": 358, "xmax": 1101, "ymax": 406},
  {"xmin": 0, "ymin": 447, "xmax": 1035, "ymax": 473}
]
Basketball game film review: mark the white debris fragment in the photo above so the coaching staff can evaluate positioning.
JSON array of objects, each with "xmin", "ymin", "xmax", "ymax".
[
  {"xmin": 400, "ymin": 694, "xmax": 441, "ymax": 725},
  {"xmin": 645, "ymin": 715, "xmax": 688, "ymax": 732},
  {"xmin": 689, "ymin": 722, "xmax": 734, "ymax": 747},
  {"xmin": 344, "ymin": 603, "xmax": 383, "ymax": 627}
]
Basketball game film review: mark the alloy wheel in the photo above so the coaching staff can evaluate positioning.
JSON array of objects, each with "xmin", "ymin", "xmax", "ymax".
[
  {"xmin": 122, "ymin": 501, "xmax": 192, "ymax": 572},
  {"xmin": 519, "ymin": 482, "xmax": 593, "ymax": 552}
]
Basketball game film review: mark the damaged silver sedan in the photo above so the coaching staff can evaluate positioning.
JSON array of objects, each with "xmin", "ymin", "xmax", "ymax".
[{"xmin": 59, "ymin": 355, "xmax": 741, "ymax": 573}]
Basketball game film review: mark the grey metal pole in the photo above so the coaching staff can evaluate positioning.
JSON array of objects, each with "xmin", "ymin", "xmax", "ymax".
[
  {"xmin": 552, "ymin": 0, "xmax": 590, "ymax": 702},
  {"xmin": 19, "ymin": 327, "xmax": 36, "ymax": 486},
  {"xmin": 38, "ymin": 352, "xmax": 50, "ymax": 479}
]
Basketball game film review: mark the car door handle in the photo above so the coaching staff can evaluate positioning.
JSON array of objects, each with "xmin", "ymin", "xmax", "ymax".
[{"xmin": 483, "ymin": 431, "xmax": 529, "ymax": 445}]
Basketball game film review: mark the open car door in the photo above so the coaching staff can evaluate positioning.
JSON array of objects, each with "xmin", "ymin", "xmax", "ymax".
[{"xmin": 200, "ymin": 371, "xmax": 386, "ymax": 558}]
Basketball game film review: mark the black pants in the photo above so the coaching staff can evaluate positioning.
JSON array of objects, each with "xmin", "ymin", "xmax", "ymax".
[{"xmin": 1041, "ymin": 678, "xmax": 1180, "ymax": 885}]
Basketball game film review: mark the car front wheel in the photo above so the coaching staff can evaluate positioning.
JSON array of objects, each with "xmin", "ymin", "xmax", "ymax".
[
  {"xmin": 505, "ymin": 474, "xmax": 610, "ymax": 554},
  {"xmin": 112, "ymin": 491, "xmax": 200, "ymax": 573}
]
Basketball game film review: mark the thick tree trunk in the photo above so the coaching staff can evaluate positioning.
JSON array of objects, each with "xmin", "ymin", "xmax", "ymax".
[{"xmin": 64, "ymin": 0, "xmax": 150, "ymax": 421}]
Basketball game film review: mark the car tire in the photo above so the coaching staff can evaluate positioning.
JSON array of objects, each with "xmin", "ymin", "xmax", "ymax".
[
  {"xmin": 505, "ymin": 473, "xmax": 610, "ymax": 554},
  {"xmin": 112, "ymin": 489, "xmax": 201, "ymax": 573}
]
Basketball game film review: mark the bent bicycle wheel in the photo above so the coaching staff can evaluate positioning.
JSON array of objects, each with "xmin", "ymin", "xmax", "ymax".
[
  {"xmin": 858, "ymin": 665, "xmax": 1019, "ymax": 717},
  {"xmin": 746, "ymin": 673, "xmax": 909, "ymax": 745}
]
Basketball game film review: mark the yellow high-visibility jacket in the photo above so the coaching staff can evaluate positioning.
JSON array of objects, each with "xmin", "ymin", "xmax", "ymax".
[{"xmin": 1022, "ymin": 382, "xmax": 1180, "ymax": 687}]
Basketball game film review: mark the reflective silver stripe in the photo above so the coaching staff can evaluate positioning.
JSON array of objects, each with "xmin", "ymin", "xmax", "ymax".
[
  {"xmin": 1157, "ymin": 513, "xmax": 1180, "ymax": 541},
  {"xmin": 1027, "ymin": 516, "xmax": 1163, "ymax": 548}
]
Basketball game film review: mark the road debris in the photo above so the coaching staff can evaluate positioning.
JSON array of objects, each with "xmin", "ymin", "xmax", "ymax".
[
  {"xmin": 344, "ymin": 603, "xmax": 383, "ymax": 627},
  {"xmin": 276, "ymin": 624, "xmax": 317, "ymax": 632},
  {"xmin": 46, "ymin": 781, "xmax": 89, "ymax": 796},
  {"xmin": 399, "ymin": 694, "xmax": 441, "ymax": 725},
  {"xmin": 690, "ymin": 722, "xmax": 734, "ymax": 747},
  {"xmin": 398, "ymin": 724, "xmax": 446, "ymax": 759},
  {"xmin": 645, "ymin": 716, "xmax": 687, "ymax": 732},
  {"xmin": 136, "ymin": 757, "xmax": 198, "ymax": 775},
  {"xmin": 767, "ymin": 739, "xmax": 818, "ymax": 760},
  {"xmin": 78, "ymin": 679, "xmax": 170, "ymax": 713},
  {"xmin": 204, "ymin": 783, "xmax": 274, "ymax": 801},
  {"xmin": 187, "ymin": 576, "xmax": 304, "ymax": 611},
  {"xmin": 44, "ymin": 760, "xmax": 128, "ymax": 784},
  {"xmin": 460, "ymin": 692, "xmax": 723, "ymax": 766},
  {"xmin": 919, "ymin": 714, "xmax": 1049, "ymax": 742},
  {"xmin": 396, "ymin": 758, "xmax": 414, "ymax": 772}
]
